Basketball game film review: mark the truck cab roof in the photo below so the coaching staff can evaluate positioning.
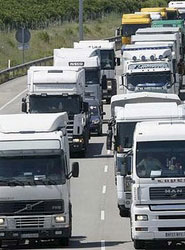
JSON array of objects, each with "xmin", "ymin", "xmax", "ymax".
[
  {"xmin": 135, "ymin": 120, "xmax": 185, "ymax": 142},
  {"xmin": 74, "ymin": 40, "xmax": 115, "ymax": 50},
  {"xmin": 115, "ymin": 102, "xmax": 185, "ymax": 121},
  {"xmin": 111, "ymin": 92, "xmax": 181, "ymax": 116},
  {"xmin": 0, "ymin": 113, "xmax": 68, "ymax": 133}
]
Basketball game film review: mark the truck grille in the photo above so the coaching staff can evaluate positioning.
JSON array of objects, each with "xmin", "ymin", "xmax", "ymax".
[
  {"xmin": 15, "ymin": 217, "xmax": 45, "ymax": 229},
  {"xmin": 0, "ymin": 200, "xmax": 64, "ymax": 215},
  {"xmin": 150, "ymin": 187, "xmax": 185, "ymax": 200},
  {"xmin": 67, "ymin": 119, "xmax": 74, "ymax": 143}
]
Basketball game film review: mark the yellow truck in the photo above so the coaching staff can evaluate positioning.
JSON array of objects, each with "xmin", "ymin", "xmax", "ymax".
[
  {"xmin": 121, "ymin": 14, "xmax": 151, "ymax": 44},
  {"xmin": 141, "ymin": 7, "xmax": 167, "ymax": 18}
]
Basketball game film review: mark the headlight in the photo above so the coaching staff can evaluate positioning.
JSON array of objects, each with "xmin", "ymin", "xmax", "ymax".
[
  {"xmin": 73, "ymin": 138, "xmax": 83, "ymax": 143},
  {"xmin": 0, "ymin": 218, "xmax": 5, "ymax": 225},
  {"xmin": 107, "ymin": 80, "xmax": 112, "ymax": 90},
  {"xmin": 92, "ymin": 119, "xmax": 100, "ymax": 124},
  {"xmin": 55, "ymin": 215, "xmax": 66, "ymax": 223},
  {"xmin": 135, "ymin": 215, "xmax": 148, "ymax": 221}
]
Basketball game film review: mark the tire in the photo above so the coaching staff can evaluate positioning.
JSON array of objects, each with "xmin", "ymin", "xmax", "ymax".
[
  {"xmin": 119, "ymin": 208, "xmax": 130, "ymax": 218},
  {"xmin": 134, "ymin": 240, "xmax": 145, "ymax": 249},
  {"xmin": 106, "ymin": 98, "xmax": 111, "ymax": 104},
  {"xmin": 58, "ymin": 237, "xmax": 69, "ymax": 247},
  {"xmin": 69, "ymin": 203, "xmax": 72, "ymax": 237},
  {"xmin": 98, "ymin": 126, "xmax": 102, "ymax": 136}
]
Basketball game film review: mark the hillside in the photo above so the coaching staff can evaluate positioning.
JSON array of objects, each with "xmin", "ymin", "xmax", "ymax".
[{"xmin": 0, "ymin": 0, "xmax": 169, "ymax": 30}]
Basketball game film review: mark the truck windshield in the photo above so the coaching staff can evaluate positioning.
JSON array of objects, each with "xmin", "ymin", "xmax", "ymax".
[
  {"xmin": 117, "ymin": 122, "xmax": 137, "ymax": 149},
  {"xmin": 122, "ymin": 23, "xmax": 150, "ymax": 37},
  {"xmin": 85, "ymin": 69, "xmax": 100, "ymax": 85},
  {"xmin": 29, "ymin": 95, "xmax": 81, "ymax": 114},
  {"xmin": 127, "ymin": 71, "xmax": 170, "ymax": 90},
  {"xmin": 136, "ymin": 141, "xmax": 185, "ymax": 178},
  {"xmin": 100, "ymin": 49, "xmax": 115, "ymax": 70},
  {"xmin": 0, "ymin": 155, "xmax": 66, "ymax": 186}
]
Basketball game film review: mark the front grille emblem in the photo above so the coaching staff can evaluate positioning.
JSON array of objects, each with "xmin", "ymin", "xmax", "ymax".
[{"xmin": 164, "ymin": 188, "xmax": 183, "ymax": 198}]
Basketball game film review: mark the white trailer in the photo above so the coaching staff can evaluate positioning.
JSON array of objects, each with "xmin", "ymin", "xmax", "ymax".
[
  {"xmin": 107, "ymin": 92, "xmax": 183, "ymax": 217},
  {"xmin": 22, "ymin": 66, "xmax": 90, "ymax": 157},
  {"xmin": 74, "ymin": 40, "xmax": 120, "ymax": 103},
  {"xmin": 0, "ymin": 113, "xmax": 79, "ymax": 247},
  {"xmin": 131, "ymin": 120, "xmax": 185, "ymax": 248}
]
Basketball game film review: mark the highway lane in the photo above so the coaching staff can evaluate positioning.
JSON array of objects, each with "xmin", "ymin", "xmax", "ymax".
[{"xmin": 0, "ymin": 61, "xmax": 183, "ymax": 250}]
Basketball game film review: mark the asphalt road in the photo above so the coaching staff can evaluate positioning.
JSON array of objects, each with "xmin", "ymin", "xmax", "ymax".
[{"xmin": 0, "ymin": 61, "xmax": 184, "ymax": 250}]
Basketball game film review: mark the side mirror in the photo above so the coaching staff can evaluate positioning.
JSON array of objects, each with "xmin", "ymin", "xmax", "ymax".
[
  {"xmin": 72, "ymin": 162, "xmax": 79, "ymax": 178},
  {"xmin": 106, "ymin": 129, "xmax": 112, "ymax": 150},
  {"xmin": 102, "ymin": 75, "xmax": 107, "ymax": 89},
  {"xmin": 22, "ymin": 97, "xmax": 27, "ymax": 113},
  {"xmin": 120, "ymin": 160, "xmax": 128, "ymax": 176},
  {"xmin": 116, "ymin": 57, "xmax": 121, "ymax": 66},
  {"xmin": 83, "ymin": 102, "xmax": 89, "ymax": 113}
]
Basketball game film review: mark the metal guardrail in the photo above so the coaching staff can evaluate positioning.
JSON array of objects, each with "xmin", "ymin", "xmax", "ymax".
[{"xmin": 0, "ymin": 36, "xmax": 121, "ymax": 85}]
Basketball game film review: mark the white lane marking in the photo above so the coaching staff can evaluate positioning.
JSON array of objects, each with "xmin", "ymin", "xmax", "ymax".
[
  {"xmin": 0, "ymin": 89, "xmax": 27, "ymax": 111},
  {"xmin": 102, "ymin": 185, "xmax": 106, "ymax": 194},
  {"xmin": 101, "ymin": 210, "xmax": 105, "ymax": 220},
  {"xmin": 101, "ymin": 240, "xmax": 105, "ymax": 250},
  {"xmin": 104, "ymin": 165, "xmax": 108, "ymax": 173}
]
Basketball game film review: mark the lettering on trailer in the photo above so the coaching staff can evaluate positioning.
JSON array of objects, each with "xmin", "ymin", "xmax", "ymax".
[
  {"xmin": 128, "ymin": 63, "xmax": 169, "ymax": 70},
  {"xmin": 69, "ymin": 62, "xmax": 84, "ymax": 66},
  {"xmin": 87, "ymin": 45, "xmax": 102, "ymax": 49},
  {"xmin": 158, "ymin": 178, "xmax": 185, "ymax": 183}
]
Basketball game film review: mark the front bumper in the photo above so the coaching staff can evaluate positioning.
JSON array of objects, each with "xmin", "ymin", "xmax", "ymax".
[
  {"xmin": 132, "ymin": 205, "xmax": 185, "ymax": 241},
  {"xmin": 0, "ymin": 228, "xmax": 70, "ymax": 240}
]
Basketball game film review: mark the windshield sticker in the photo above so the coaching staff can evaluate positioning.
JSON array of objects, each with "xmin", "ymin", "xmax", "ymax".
[{"xmin": 129, "ymin": 63, "xmax": 169, "ymax": 70}]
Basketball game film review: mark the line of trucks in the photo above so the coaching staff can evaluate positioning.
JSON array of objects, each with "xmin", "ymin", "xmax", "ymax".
[
  {"xmin": 108, "ymin": 1, "xmax": 185, "ymax": 249},
  {"xmin": 0, "ymin": 39, "xmax": 120, "ymax": 247}
]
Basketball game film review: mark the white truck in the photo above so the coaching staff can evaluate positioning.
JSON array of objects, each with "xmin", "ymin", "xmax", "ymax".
[
  {"xmin": 107, "ymin": 92, "xmax": 183, "ymax": 217},
  {"xmin": 54, "ymin": 48, "xmax": 102, "ymax": 108},
  {"xmin": 131, "ymin": 33, "xmax": 182, "ymax": 61},
  {"xmin": 131, "ymin": 120, "xmax": 185, "ymax": 249},
  {"xmin": 74, "ymin": 40, "xmax": 120, "ymax": 104},
  {"xmin": 120, "ymin": 44, "xmax": 178, "ymax": 94},
  {"xmin": 22, "ymin": 66, "xmax": 90, "ymax": 157},
  {"xmin": 0, "ymin": 113, "xmax": 79, "ymax": 247}
]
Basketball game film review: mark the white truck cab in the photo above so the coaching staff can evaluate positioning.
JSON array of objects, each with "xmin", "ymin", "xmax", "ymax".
[
  {"xmin": 120, "ymin": 44, "xmax": 177, "ymax": 94},
  {"xmin": 54, "ymin": 48, "xmax": 102, "ymax": 107},
  {"xmin": 74, "ymin": 40, "xmax": 120, "ymax": 103},
  {"xmin": 22, "ymin": 66, "xmax": 90, "ymax": 157},
  {"xmin": 131, "ymin": 120, "xmax": 185, "ymax": 249},
  {"xmin": 0, "ymin": 113, "xmax": 79, "ymax": 247}
]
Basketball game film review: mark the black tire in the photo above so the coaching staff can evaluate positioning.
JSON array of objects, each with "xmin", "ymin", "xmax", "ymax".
[
  {"xmin": 98, "ymin": 126, "xmax": 102, "ymax": 136},
  {"xmin": 58, "ymin": 237, "xmax": 69, "ymax": 247},
  {"xmin": 69, "ymin": 203, "xmax": 72, "ymax": 238},
  {"xmin": 106, "ymin": 98, "xmax": 111, "ymax": 104},
  {"xmin": 134, "ymin": 240, "xmax": 145, "ymax": 249},
  {"xmin": 119, "ymin": 208, "xmax": 130, "ymax": 218}
]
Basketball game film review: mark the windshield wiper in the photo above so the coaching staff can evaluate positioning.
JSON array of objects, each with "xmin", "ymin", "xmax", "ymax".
[{"xmin": 8, "ymin": 179, "xmax": 25, "ymax": 186}]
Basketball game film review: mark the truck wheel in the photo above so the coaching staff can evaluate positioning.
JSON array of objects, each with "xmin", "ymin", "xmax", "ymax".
[
  {"xmin": 106, "ymin": 98, "xmax": 111, "ymax": 104},
  {"xmin": 59, "ymin": 237, "xmax": 69, "ymax": 247},
  {"xmin": 134, "ymin": 240, "xmax": 145, "ymax": 249},
  {"xmin": 98, "ymin": 126, "xmax": 102, "ymax": 136},
  {"xmin": 119, "ymin": 208, "xmax": 130, "ymax": 218}
]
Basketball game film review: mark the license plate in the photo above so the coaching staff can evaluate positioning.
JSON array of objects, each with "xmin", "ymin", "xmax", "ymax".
[
  {"xmin": 165, "ymin": 232, "xmax": 185, "ymax": 238},
  {"xmin": 21, "ymin": 233, "xmax": 39, "ymax": 238}
]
